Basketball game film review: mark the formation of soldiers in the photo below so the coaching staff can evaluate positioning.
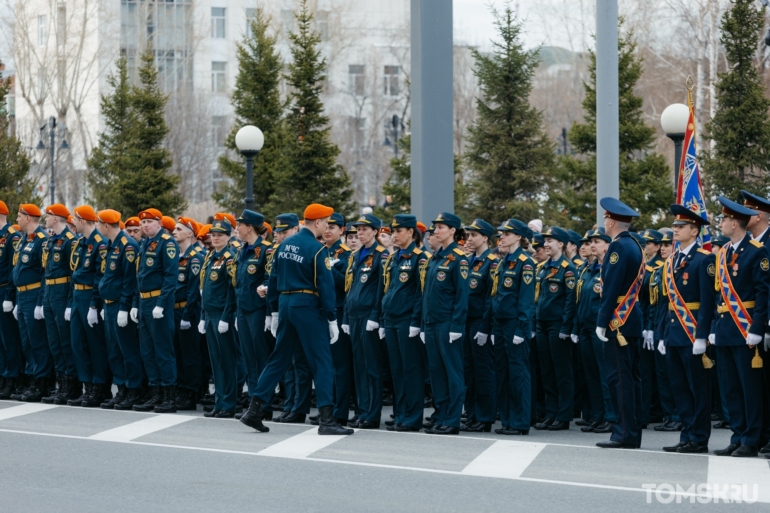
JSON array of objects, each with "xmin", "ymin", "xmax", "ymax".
[{"xmin": 1, "ymin": 192, "xmax": 770, "ymax": 455}]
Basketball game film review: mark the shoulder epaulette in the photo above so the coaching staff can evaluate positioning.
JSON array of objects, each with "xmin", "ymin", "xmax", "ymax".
[
  {"xmin": 375, "ymin": 245, "xmax": 385, "ymax": 253},
  {"xmin": 537, "ymin": 261, "xmax": 547, "ymax": 269},
  {"xmin": 413, "ymin": 247, "xmax": 423, "ymax": 255},
  {"xmin": 65, "ymin": 232, "xmax": 75, "ymax": 240},
  {"xmin": 424, "ymin": 251, "xmax": 432, "ymax": 258},
  {"xmin": 697, "ymin": 248, "xmax": 711, "ymax": 255},
  {"xmin": 8, "ymin": 226, "xmax": 15, "ymax": 234},
  {"xmin": 189, "ymin": 249, "xmax": 197, "ymax": 257},
  {"xmin": 750, "ymin": 239, "xmax": 763, "ymax": 248},
  {"xmin": 261, "ymin": 240, "xmax": 272, "ymax": 247},
  {"xmin": 120, "ymin": 236, "xmax": 128, "ymax": 245},
  {"xmin": 223, "ymin": 251, "xmax": 232, "ymax": 259},
  {"xmin": 340, "ymin": 243, "xmax": 351, "ymax": 252},
  {"xmin": 645, "ymin": 264, "xmax": 654, "ymax": 272},
  {"xmin": 93, "ymin": 234, "xmax": 102, "ymax": 242},
  {"xmin": 37, "ymin": 231, "xmax": 46, "ymax": 239},
  {"xmin": 453, "ymin": 248, "xmax": 465, "ymax": 256},
  {"xmin": 518, "ymin": 253, "xmax": 528, "ymax": 262},
  {"xmin": 272, "ymin": 242, "xmax": 279, "ymax": 249},
  {"xmin": 560, "ymin": 260, "xmax": 569, "ymax": 268},
  {"xmin": 161, "ymin": 233, "xmax": 171, "ymax": 240},
  {"xmin": 574, "ymin": 258, "xmax": 585, "ymax": 266},
  {"xmin": 487, "ymin": 253, "xmax": 498, "ymax": 260}
]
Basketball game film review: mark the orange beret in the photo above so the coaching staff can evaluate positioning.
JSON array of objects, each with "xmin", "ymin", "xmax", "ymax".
[
  {"xmin": 119, "ymin": 221, "xmax": 125, "ymax": 230},
  {"xmin": 139, "ymin": 208, "xmax": 162, "ymax": 221},
  {"xmin": 380, "ymin": 226, "xmax": 391, "ymax": 235},
  {"xmin": 12, "ymin": 224, "xmax": 20, "ymax": 231},
  {"xmin": 161, "ymin": 216, "xmax": 177, "ymax": 232},
  {"xmin": 303, "ymin": 203, "xmax": 334, "ymax": 221},
  {"xmin": 197, "ymin": 224, "xmax": 212, "ymax": 240},
  {"xmin": 416, "ymin": 222, "xmax": 427, "ymax": 234},
  {"xmin": 19, "ymin": 203, "xmax": 42, "ymax": 217},
  {"xmin": 67, "ymin": 215, "xmax": 75, "ymax": 225},
  {"xmin": 0, "ymin": 200, "xmax": 9, "ymax": 215},
  {"xmin": 177, "ymin": 216, "xmax": 199, "ymax": 236},
  {"xmin": 45, "ymin": 203, "xmax": 70, "ymax": 218},
  {"xmin": 97, "ymin": 209, "xmax": 122, "ymax": 225},
  {"xmin": 125, "ymin": 216, "xmax": 140, "ymax": 227},
  {"xmin": 74, "ymin": 205, "xmax": 98, "ymax": 222},
  {"xmin": 214, "ymin": 212, "xmax": 236, "ymax": 227},
  {"xmin": 264, "ymin": 221, "xmax": 272, "ymax": 235}
]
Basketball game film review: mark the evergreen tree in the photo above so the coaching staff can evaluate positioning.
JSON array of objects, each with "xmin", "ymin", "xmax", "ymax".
[
  {"xmin": 701, "ymin": 0, "xmax": 770, "ymax": 202},
  {"xmin": 463, "ymin": 4, "xmax": 555, "ymax": 226},
  {"xmin": 0, "ymin": 60, "xmax": 36, "ymax": 221},
  {"xmin": 268, "ymin": 0, "xmax": 355, "ymax": 217},
  {"xmin": 552, "ymin": 25, "xmax": 671, "ymax": 231},
  {"xmin": 214, "ymin": 8, "xmax": 288, "ymax": 218}
]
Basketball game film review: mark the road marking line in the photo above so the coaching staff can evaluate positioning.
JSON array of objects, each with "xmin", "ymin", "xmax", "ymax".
[
  {"xmin": 461, "ymin": 440, "xmax": 547, "ymax": 479},
  {"xmin": 88, "ymin": 414, "xmax": 196, "ymax": 442},
  {"xmin": 707, "ymin": 456, "xmax": 770, "ymax": 503},
  {"xmin": 257, "ymin": 427, "xmax": 349, "ymax": 459},
  {"xmin": 0, "ymin": 403, "xmax": 58, "ymax": 421}
]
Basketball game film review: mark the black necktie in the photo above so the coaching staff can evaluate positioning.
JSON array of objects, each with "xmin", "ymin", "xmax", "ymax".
[
  {"xmin": 674, "ymin": 251, "xmax": 683, "ymax": 268},
  {"xmin": 726, "ymin": 245, "xmax": 734, "ymax": 261}
]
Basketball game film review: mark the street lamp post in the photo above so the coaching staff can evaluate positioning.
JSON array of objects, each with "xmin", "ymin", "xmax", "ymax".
[
  {"xmin": 235, "ymin": 125, "xmax": 265, "ymax": 212},
  {"xmin": 660, "ymin": 103, "xmax": 689, "ymax": 195},
  {"xmin": 36, "ymin": 116, "xmax": 69, "ymax": 205}
]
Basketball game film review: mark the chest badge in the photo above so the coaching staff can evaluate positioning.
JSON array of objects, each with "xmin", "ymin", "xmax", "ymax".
[
  {"xmin": 210, "ymin": 271, "xmax": 219, "ymax": 282},
  {"xmin": 178, "ymin": 272, "xmax": 186, "ymax": 282},
  {"xmin": 504, "ymin": 277, "xmax": 513, "ymax": 288},
  {"xmin": 247, "ymin": 264, "xmax": 257, "ymax": 274},
  {"xmin": 146, "ymin": 257, "xmax": 155, "ymax": 267},
  {"xmin": 109, "ymin": 261, "xmax": 117, "ymax": 271},
  {"xmin": 21, "ymin": 254, "xmax": 29, "ymax": 263},
  {"xmin": 470, "ymin": 278, "xmax": 478, "ymax": 289},
  {"xmin": 399, "ymin": 272, "xmax": 409, "ymax": 283},
  {"xmin": 437, "ymin": 271, "xmax": 446, "ymax": 281},
  {"xmin": 549, "ymin": 283, "xmax": 559, "ymax": 293},
  {"xmin": 53, "ymin": 253, "xmax": 60, "ymax": 262},
  {"xmin": 360, "ymin": 273, "xmax": 369, "ymax": 283}
]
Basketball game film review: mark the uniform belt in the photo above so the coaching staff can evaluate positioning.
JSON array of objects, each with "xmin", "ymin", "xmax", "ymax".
[
  {"xmin": 103, "ymin": 299, "xmax": 115, "ymax": 304},
  {"xmin": 669, "ymin": 302, "xmax": 700, "ymax": 311},
  {"xmin": 17, "ymin": 283, "xmax": 41, "ymax": 292},
  {"xmin": 45, "ymin": 277, "xmax": 70, "ymax": 285},
  {"xmin": 74, "ymin": 284, "xmax": 93, "ymax": 291},
  {"xmin": 0, "ymin": 282, "xmax": 7, "ymax": 287},
  {"xmin": 281, "ymin": 289, "xmax": 318, "ymax": 296},
  {"xmin": 717, "ymin": 301, "xmax": 755, "ymax": 314},
  {"xmin": 174, "ymin": 301, "xmax": 187, "ymax": 309},
  {"xmin": 140, "ymin": 289, "xmax": 162, "ymax": 299}
]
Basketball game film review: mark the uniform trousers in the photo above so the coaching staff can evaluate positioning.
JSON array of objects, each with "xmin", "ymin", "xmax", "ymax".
[
  {"xmin": 384, "ymin": 316, "xmax": 424, "ymax": 428},
  {"xmin": 666, "ymin": 345, "xmax": 711, "ymax": 445},
  {"xmin": 235, "ymin": 307, "xmax": 269, "ymax": 398},
  {"xmin": 205, "ymin": 309, "xmax": 237, "ymax": 412},
  {"xmin": 604, "ymin": 335, "xmax": 642, "ymax": 447},
  {"xmin": 138, "ymin": 296, "xmax": 177, "ymax": 387},
  {"xmin": 716, "ymin": 345, "xmax": 762, "ymax": 448},
  {"xmin": 493, "ymin": 318, "xmax": 531, "ymax": 431},
  {"xmin": 104, "ymin": 302, "xmax": 143, "ymax": 389},
  {"xmin": 173, "ymin": 307, "xmax": 202, "ymax": 393},
  {"xmin": 425, "ymin": 322, "xmax": 465, "ymax": 428},
  {"xmin": 0, "ymin": 285, "xmax": 23, "ymax": 378},
  {"xmin": 536, "ymin": 319, "xmax": 574, "ymax": 422},
  {"xmin": 349, "ymin": 316, "xmax": 383, "ymax": 423},
  {"xmin": 69, "ymin": 289, "xmax": 106, "ymax": 384},
  {"xmin": 43, "ymin": 284, "xmax": 76, "ymax": 377},
  {"xmin": 331, "ymin": 310, "xmax": 353, "ymax": 420},
  {"xmin": 464, "ymin": 317, "xmax": 496, "ymax": 424}
]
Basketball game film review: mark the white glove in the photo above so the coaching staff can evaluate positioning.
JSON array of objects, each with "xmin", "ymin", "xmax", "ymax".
[
  {"xmin": 420, "ymin": 332, "xmax": 425, "ymax": 344},
  {"xmin": 329, "ymin": 258, "xmax": 340, "ymax": 266},
  {"xmin": 329, "ymin": 321, "xmax": 339, "ymax": 344},
  {"xmin": 64, "ymin": 307, "xmax": 71, "ymax": 321},
  {"xmin": 513, "ymin": 335, "xmax": 524, "ymax": 345},
  {"xmin": 378, "ymin": 327, "xmax": 385, "ymax": 339},
  {"xmin": 118, "ymin": 311, "xmax": 128, "ymax": 327},
  {"xmin": 264, "ymin": 315, "xmax": 272, "ymax": 331},
  {"xmin": 531, "ymin": 332, "xmax": 536, "ymax": 339},
  {"xmin": 643, "ymin": 337, "xmax": 653, "ymax": 351},
  {"xmin": 596, "ymin": 327, "xmax": 608, "ymax": 342},
  {"xmin": 218, "ymin": 320, "xmax": 229, "ymax": 333},
  {"xmin": 152, "ymin": 306, "xmax": 164, "ymax": 319},
  {"xmin": 33, "ymin": 306, "xmax": 44, "ymax": 320},
  {"xmin": 198, "ymin": 320, "xmax": 206, "ymax": 334},
  {"xmin": 180, "ymin": 320, "xmax": 191, "ymax": 330},
  {"xmin": 2, "ymin": 300, "xmax": 12, "ymax": 312},
  {"xmin": 12, "ymin": 305, "xmax": 17, "ymax": 319},
  {"xmin": 747, "ymin": 333, "xmax": 762, "ymax": 347},
  {"xmin": 130, "ymin": 308, "xmax": 139, "ymax": 323},
  {"xmin": 100, "ymin": 309, "xmax": 104, "ymax": 321},
  {"xmin": 409, "ymin": 326, "xmax": 420, "ymax": 338},
  {"xmin": 708, "ymin": 333, "xmax": 715, "ymax": 346},
  {"xmin": 235, "ymin": 318, "xmax": 238, "ymax": 331},
  {"xmin": 366, "ymin": 320, "xmax": 379, "ymax": 331},
  {"xmin": 271, "ymin": 313, "xmax": 279, "ymax": 338},
  {"xmin": 558, "ymin": 333, "xmax": 569, "ymax": 340},
  {"xmin": 491, "ymin": 335, "xmax": 495, "ymax": 345},
  {"xmin": 474, "ymin": 332, "xmax": 488, "ymax": 346},
  {"xmin": 693, "ymin": 338, "xmax": 707, "ymax": 355},
  {"xmin": 571, "ymin": 334, "xmax": 579, "ymax": 344},
  {"xmin": 642, "ymin": 330, "xmax": 649, "ymax": 340},
  {"xmin": 87, "ymin": 308, "xmax": 99, "ymax": 327},
  {"xmin": 341, "ymin": 324, "xmax": 350, "ymax": 335},
  {"xmin": 449, "ymin": 332, "xmax": 462, "ymax": 343},
  {"xmin": 765, "ymin": 333, "xmax": 770, "ymax": 352},
  {"xmin": 658, "ymin": 340, "xmax": 666, "ymax": 355}
]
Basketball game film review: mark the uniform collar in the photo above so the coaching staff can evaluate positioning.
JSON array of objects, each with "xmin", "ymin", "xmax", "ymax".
[
  {"xmin": 328, "ymin": 239, "xmax": 342, "ymax": 252},
  {"xmin": 472, "ymin": 247, "xmax": 490, "ymax": 262},
  {"xmin": 398, "ymin": 242, "xmax": 416, "ymax": 258},
  {"xmin": 505, "ymin": 246, "xmax": 522, "ymax": 262},
  {"xmin": 547, "ymin": 254, "xmax": 565, "ymax": 268}
]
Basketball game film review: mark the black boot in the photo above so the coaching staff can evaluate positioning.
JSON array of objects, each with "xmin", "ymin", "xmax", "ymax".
[
  {"xmin": 115, "ymin": 389, "xmax": 142, "ymax": 411},
  {"xmin": 176, "ymin": 389, "xmax": 197, "ymax": 411},
  {"xmin": 20, "ymin": 379, "xmax": 43, "ymax": 402},
  {"xmin": 240, "ymin": 397, "xmax": 269, "ymax": 432},
  {"xmin": 67, "ymin": 382, "xmax": 88, "ymax": 406},
  {"xmin": 41, "ymin": 373, "xmax": 63, "ymax": 404},
  {"xmin": 154, "ymin": 386, "xmax": 177, "ymax": 413},
  {"xmin": 0, "ymin": 377, "xmax": 16, "ymax": 399},
  {"xmin": 318, "ymin": 405, "xmax": 354, "ymax": 435},
  {"xmin": 101, "ymin": 385, "xmax": 126, "ymax": 409},
  {"xmin": 10, "ymin": 376, "xmax": 29, "ymax": 400},
  {"xmin": 82, "ymin": 383, "xmax": 106, "ymax": 407},
  {"xmin": 133, "ymin": 386, "xmax": 163, "ymax": 412}
]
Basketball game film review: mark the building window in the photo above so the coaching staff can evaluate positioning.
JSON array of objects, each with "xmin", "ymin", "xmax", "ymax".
[
  {"xmin": 349, "ymin": 65, "xmax": 364, "ymax": 96},
  {"xmin": 211, "ymin": 8, "xmax": 226, "ymax": 39},
  {"xmin": 212, "ymin": 116, "xmax": 227, "ymax": 147},
  {"xmin": 38, "ymin": 15, "xmax": 47, "ymax": 47},
  {"xmin": 384, "ymin": 66, "xmax": 399, "ymax": 97},
  {"xmin": 211, "ymin": 61, "xmax": 226, "ymax": 92},
  {"xmin": 316, "ymin": 11, "xmax": 329, "ymax": 41},
  {"xmin": 245, "ymin": 8, "xmax": 256, "ymax": 38}
]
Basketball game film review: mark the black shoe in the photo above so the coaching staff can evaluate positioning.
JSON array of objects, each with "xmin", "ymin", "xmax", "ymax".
[
  {"xmin": 133, "ymin": 386, "xmax": 163, "ymax": 412},
  {"xmin": 713, "ymin": 443, "xmax": 740, "ymax": 456},
  {"xmin": 203, "ymin": 405, "xmax": 216, "ymax": 413},
  {"xmin": 318, "ymin": 406, "xmax": 354, "ymax": 435},
  {"xmin": 662, "ymin": 441, "xmax": 688, "ymax": 453},
  {"xmin": 240, "ymin": 397, "xmax": 269, "ymax": 432},
  {"xmin": 395, "ymin": 424, "xmax": 420, "ymax": 432},
  {"xmin": 731, "ymin": 445, "xmax": 758, "ymax": 458},
  {"xmin": 422, "ymin": 420, "xmax": 436, "ymax": 430},
  {"xmin": 461, "ymin": 421, "xmax": 492, "ymax": 433},
  {"xmin": 82, "ymin": 383, "xmax": 108, "ymax": 407},
  {"xmin": 661, "ymin": 421, "xmax": 682, "ymax": 432},
  {"xmin": 653, "ymin": 420, "xmax": 673, "ymax": 431},
  {"xmin": 101, "ymin": 385, "xmax": 127, "ymax": 410},
  {"xmin": 348, "ymin": 419, "xmax": 363, "ymax": 428},
  {"xmin": 759, "ymin": 442, "xmax": 770, "ymax": 454},
  {"xmin": 0, "ymin": 377, "xmax": 16, "ymax": 399},
  {"xmin": 203, "ymin": 409, "xmax": 221, "ymax": 418},
  {"xmin": 591, "ymin": 421, "xmax": 613, "ymax": 433},
  {"xmin": 547, "ymin": 420, "xmax": 569, "ymax": 431},
  {"xmin": 41, "ymin": 375, "xmax": 63, "ymax": 404},
  {"xmin": 274, "ymin": 410, "xmax": 291, "ymax": 422},
  {"xmin": 20, "ymin": 380, "xmax": 43, "ymax": 403},
  {"xmin": 581, "ymin": 420, "xmax": 601, "ymax": 433},
  {"xmin": 276, "ymin": 412, "xmax": 306, "ymax": 424},
  {"xmin": 176, "ymin": 389, "xmax": 198, "ymax": 411},
  {"xmin": 713, "ymin": 420, "xmax": 730, "ymax": 430},
  {"xmin": 385, "ymin": 420, "xmax": 396, "ymax": 427},
  {"xmin": 677, "ymin": 441, "xmax": 709, "ymax": 454},
  {"xmin": 495, "ymin": 426, "xmax": 511, "ymax": 434},
  {"xmin": 432, "ymin": 425, "xmax": 459, "ymax": 435},
  {"xmin": 67, "ymin": 383, "xmax": 88, "ymax": 406},
  {"xmin": 10, "ymin": 377, "xmax": 29, "ymax": 401},
  {"xmin": 596, "ymin": 440, "xmax": 637, "ymax": 449},
  {"xmin": 385, "ymin": 424, "xmax": 397, "ymax": 431},
  {"xmin": 215, "ymin": 411, "xmax": 235, "ymax": 419},
  {"xmin": 114, "ymin": 389, "xmax": 142, "ymax": 411},
  {"xmin": 710, "ymin": 413, "xmax": 719, "ymax": 421},
  {"xmin": 575, "ymin": 419, "xmax": 591, "ymax": 427},
  {"xmin": 154, "ymin": 387, "xmax": 178, "ymax": 413},
  {"xmin": 500, "ymin": 428, "xmax": 529, "ymax": 435},
  {"xmin": 534, "ymin": 418, "xmax": 554, "ymax": 430},
  {"xmin": 358, "ymin": 420, "xmax": 380, "ymax": 429}
]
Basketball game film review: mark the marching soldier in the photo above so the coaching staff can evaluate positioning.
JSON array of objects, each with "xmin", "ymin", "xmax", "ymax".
[
  {"xmin": 595, "ymin": 197, "xmax": 645, "ymax": 449},
  {"xmin": 0, "ymin": 201, "xmax": 23, "ymax": 399}
]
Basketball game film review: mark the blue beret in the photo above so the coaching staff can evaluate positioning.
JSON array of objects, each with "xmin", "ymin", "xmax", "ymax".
[
  {"xmin": 567, "ymin": 230, "xmax": 583, "ymax": 246},
  {"xmin": 464, "ymin": 218, "xmax": 495, "ymax": 238},
  {"xmin": 531, "ymin": 233, "xmax": 545, "ymax": 248},
  {"xmin": 497, "ymin": 218, "xmax": 532, "ymax": 240},
  {"xmin": 328, "ymin": 213, "xmax": 346, "ymax": 227},
  {"xmin": 641, "ymin": 229, "xmax": 663, "ymax": 243},
  {"xmin": 236, "ymin": 209, "xmax": 265, "ymax": 226},
  {"xmin": 542, "ymin": 226, "xmax": 569, "ymax": 244},
  {"xmin": 588, "ymin": 227, "xmax": 611, "ymax": 243},
  {"xmin": 354, "ymin": 213, "xmax": 382, "ymax": 229},
  {"xmin": 391, "ymin": 214, "xmax": 417, "ymax": 230},
  {"xmin": 432, "ymin": 212, "xmax": 462, "ymax": 230},
  {"xmin": 210, "ymin": 220, "xmax": 232, "ymax": 235},
  {"xmin": 274, "ymin": 213, "xmax": 299, "ymax": 232}
]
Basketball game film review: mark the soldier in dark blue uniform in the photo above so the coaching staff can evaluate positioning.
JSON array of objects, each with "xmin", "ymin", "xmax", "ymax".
[
  {"xmin": 0, "ymin": 201, "xmax": 23, "ymax": 398},
  {"xmin": 533, "ymin": 226, "xmax": 577, "ymax": 431},
  {"xmin": 459, "ymin": 219, "xmax": 496, "ymax": 432},
  {"xmin": 381, "ymin": 214, "xmax": 427, "ymax": 432},
  {"xmin": 658, "ymin": 204, "xmax": 716, "ymax": 454},
  {"xmin": 638, "ymin": 229, "xmax": 665, "ymax": 428},
  {"xmin": 132, "ymin": 208, "xmax": 180, "ymax": 413},
  {"xmin": 11, "ymin": 204, "xmax": 51, "ymax": 402},
  {"xmin": 421, "ymin": 212, "xmax": 469, "ymax": 435},
  {"xmin": 712, "ymin": 197, "xmax": 769, "ymax": 457},
  {"xmin": 96, "ymin": 209, "xmax": 144, "ymax": 410},
  {"xmin": 478, "ymin": 219, "xmax": 535, "ymax": 435},
  {"xmin": 595, "ymin": 197, "xmax": 645, "ymax": 449},
  {"xmin": 342, "ymin": 213, "xmax": 387, "ymax": 429},
  {"xmin": 566, "ymin": 229, "xmax": 588, "ymax": 424},
  {"xmin": 240, "ymin": 204, "xmax": 353, "ymax": 436},
  {"xmin": 529, "ymin": 232, "xmax": 546, "ymax": 423},
  {"xmin": 40, "ymin": 204, "xmax": 79, "ymax": 404}
]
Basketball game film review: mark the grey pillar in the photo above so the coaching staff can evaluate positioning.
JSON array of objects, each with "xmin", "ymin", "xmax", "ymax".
[
  {"xmin": 595, "ymin": 0, "xmax": 619, "ymax": 227},
  {"xmin": 410, "ymin": 0, "xmax": 454, "ymax": 222}
]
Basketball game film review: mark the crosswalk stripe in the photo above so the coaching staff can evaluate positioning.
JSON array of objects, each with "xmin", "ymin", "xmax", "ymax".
[
  {"xmin": 461, "ymin": 440, "xmax": 547, "ymax": 479},
  {"xmin": 0, "ymin": 403, "xmax": 58, "ymax": 421},
  {"xmin": 257, "ymin": 427, "xmax": 349, "ymax": 459},
  {"xmin": 88, "ymin": 414, "xmax": 196, "ymax": 442},
  {"xmin": 707, "ymin": 456, "xmax": 770, "ymax": 503}
]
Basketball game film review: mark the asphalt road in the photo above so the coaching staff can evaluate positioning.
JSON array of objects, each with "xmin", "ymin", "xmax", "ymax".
[{"xmin": 0, "ymin": 399, "xmax": 767, "ymax": 512}]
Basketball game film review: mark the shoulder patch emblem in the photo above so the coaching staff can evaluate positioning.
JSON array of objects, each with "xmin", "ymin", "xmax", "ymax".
[
  {"xmin": 413, "ymin": 247, "xmax": 423, "ymax": 255},
  {"xmin": 761, "ymin": 258, "xmax": 769, "ymax": 272},
  {"xmin": 609, "ymin": 252, "xmax": 619, "ymax": 264},
  {"xmin": 37, "ymin": 231, "xmax": 46, "ymax": 239},
  {"xmin": 261, "ymin": 240, "xmax": 272, "ymax": 247},
  {"xmin": 65, "ymin": 232, "xmax": 75, "ymax": 240},
  {"xmin": 93, "ymin": 234, "xmax": 102, "ymax": 242},
  {"xmin": 645, "ymin": 265, "xmax": 654, "ymax": 272},
  {"xmin": 707, "ymin": 263, "xmax": 715, "ymax": 276},
  {"xmin": 167, "ymin": 244, "xmax": 177, "ymax": 259},
  {"xmin": 121, "ymin": 236, "xmax": 128, "ymax": 245}
]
